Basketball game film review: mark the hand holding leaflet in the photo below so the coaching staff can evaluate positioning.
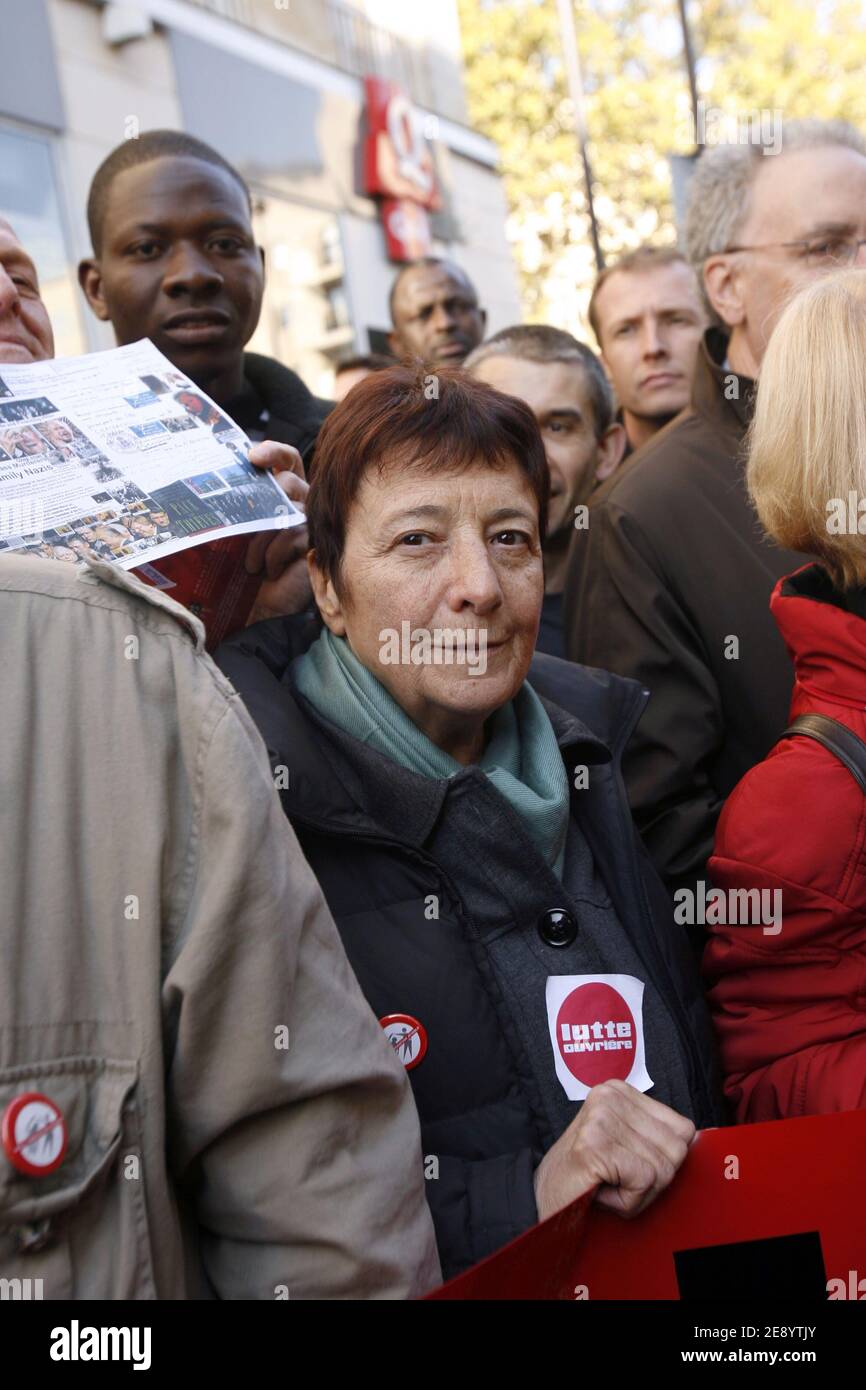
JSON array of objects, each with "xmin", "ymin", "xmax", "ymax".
[{"xmin": 0, "ymin": 339, "xmax": 305, "ymax": 644}]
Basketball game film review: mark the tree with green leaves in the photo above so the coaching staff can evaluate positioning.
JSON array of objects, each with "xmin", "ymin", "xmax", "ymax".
[{"xmin": 457, "ymin": 0, "xmax": 866, "ymax": 331}]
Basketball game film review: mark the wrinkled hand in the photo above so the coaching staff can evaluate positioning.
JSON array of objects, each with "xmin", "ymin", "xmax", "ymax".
[
  {"xmin": 533, "ymin": 1079, "xmax": 695, "ymax": 1222},
  {"xmin": 244, "ymin": 441, "xmax": 311, "ymax": 622}
]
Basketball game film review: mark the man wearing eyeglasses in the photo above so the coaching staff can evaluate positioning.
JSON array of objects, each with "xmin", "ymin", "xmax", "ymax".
[{"xmin": 563, "ymin": 118, "xmax": 866, "ymax": 919}]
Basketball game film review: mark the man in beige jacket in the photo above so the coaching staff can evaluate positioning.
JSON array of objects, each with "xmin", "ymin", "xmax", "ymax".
[{"xmin": 0, "ymin": 552, "xmax": 440, "ymax": 1299}]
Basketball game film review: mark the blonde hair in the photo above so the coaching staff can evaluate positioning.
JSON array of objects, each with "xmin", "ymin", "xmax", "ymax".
[{"xmin": 747, "ymin": 269, "xmax": 866, "ymax": 589}]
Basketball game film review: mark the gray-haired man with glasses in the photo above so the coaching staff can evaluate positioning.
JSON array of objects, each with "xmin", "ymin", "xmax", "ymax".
[
  {"xmin": 564, "ymin": 117, "xmax": 866, "ymax": 918},
  {"xmin": 723, "ymin": 235, "xmax": 866, "ymax": 267},
  {"xmin": 698, "ymin": 120, "xmax": 866, "ymax": 378}
]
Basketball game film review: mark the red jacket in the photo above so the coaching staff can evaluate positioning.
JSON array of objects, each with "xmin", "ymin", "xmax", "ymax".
[{"xmin": 704, "ymin": 563, "xmax": 866, "ymax": 1122}]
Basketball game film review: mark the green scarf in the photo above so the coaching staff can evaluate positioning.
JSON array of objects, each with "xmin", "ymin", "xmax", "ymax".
[{"xmin": 292, "ymin": 629, "xmax": 570, "ymax": 874}]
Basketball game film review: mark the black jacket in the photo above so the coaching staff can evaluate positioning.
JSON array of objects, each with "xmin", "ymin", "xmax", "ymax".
[
  {"xmin": 217, "ymin": 620, "xmax": 725, "ymax": 1279},
  {"xmin": 224, "ymin": 352, "xmax": 333, "ymax": 465},
  {"xmin": 563, "ymin": 329, "xmax": 806, "ymax": 900}
]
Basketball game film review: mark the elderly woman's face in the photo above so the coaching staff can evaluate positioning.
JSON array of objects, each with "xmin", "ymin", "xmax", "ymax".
[{"xmin": 311, "ymin": 456, "xmax": 544, "ymax": 753}]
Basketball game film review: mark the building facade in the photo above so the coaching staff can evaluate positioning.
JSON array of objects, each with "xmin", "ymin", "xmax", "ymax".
[{"xmin": 0, "ymin": 0, "xmax": 521, "ymax": 395}]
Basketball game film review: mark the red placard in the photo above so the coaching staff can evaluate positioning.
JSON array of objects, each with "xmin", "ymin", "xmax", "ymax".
[{"xmin": 428, "ymin": 1110, "xmax": 866, "ymax": 1300}]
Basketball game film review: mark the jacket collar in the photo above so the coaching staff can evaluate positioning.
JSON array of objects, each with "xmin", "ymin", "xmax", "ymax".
[
  {"xmin": 228, "ymin": 352, "xmax": 332, "ymax": 460},
  {"xmin": 773, "ymin": 562, "xmax": 866, "ymax": 708},
  {"xmin": 613, "ymin": 407, "xmax": 634, "ymax": 460},
  {"xmin": 218, "ymin": 618, "xmax": 647, "ymax": 845},
  {"xmin": 527, "ymin": 650, "xmax": 647, "ymax": 762},
  {"xmin": 280, "ymin": 663, "xmax": 629, "ymax": 848},
  {"xmin": 691, "ymin": 326, "xmax": 756, "ymax": 435}
]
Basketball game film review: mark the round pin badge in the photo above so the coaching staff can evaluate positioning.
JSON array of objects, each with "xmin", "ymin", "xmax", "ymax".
[
  {"xmin": 380, "ymin": 1013, "xmax": 428, "ymax": 1071},
  {"xmin": 1, "ymin": 1092, "xmax": 68, "ymax": 1177},
  {"xmin": 556, "ymin": 982, "xmax": 637, "ymax": 1088}
]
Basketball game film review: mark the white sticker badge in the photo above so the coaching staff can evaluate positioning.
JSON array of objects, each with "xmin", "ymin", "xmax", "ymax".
[{"xmin": 545, "ymin": 973, "xmax": 654, "ymax": 1102}]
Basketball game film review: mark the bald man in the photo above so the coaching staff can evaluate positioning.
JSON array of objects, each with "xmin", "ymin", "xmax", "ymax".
[
  {"xmin": 0, "ymin": 217, "xmax": 55, "ymax": 363},
  {"xmin": 388, "ymin": 257, "xmax": 486, "ymax": 366}
]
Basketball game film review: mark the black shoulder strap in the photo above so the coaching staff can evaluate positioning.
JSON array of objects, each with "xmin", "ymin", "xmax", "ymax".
[{"xmin": 780, "ymin": 713, "xmax": 866, "ymax": 794}]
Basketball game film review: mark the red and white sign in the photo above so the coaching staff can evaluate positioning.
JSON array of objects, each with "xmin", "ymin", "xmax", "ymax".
[
  {"xmin": 364, "ymin": 77, "xmax": 440, "ymax": 262},
  {"xmin": 364, "ymin": 78, "xmax": 440, "ymax": 208},
  {"xmin": 381, "ymin": 198, "xmax": 433, "ymax": 261},
  {"xmin": 380, "ymin": 1013, "xmax": 428, "ymax": 1071},
  {"xmin": 1, "ymin": 1091, "xmax": 68, "ymax": 1177},
  {"xmin": 545, "ymin": 974, "xmax": 653, "ymax": 1101}
]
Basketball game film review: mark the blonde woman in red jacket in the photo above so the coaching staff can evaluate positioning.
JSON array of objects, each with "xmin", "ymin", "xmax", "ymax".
[{"xmin": 704, "ymin": 266, "xmax": 866, "ymax": 1123}]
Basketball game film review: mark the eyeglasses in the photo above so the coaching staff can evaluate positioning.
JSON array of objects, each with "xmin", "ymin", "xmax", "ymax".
[{"xmin": 722, "ymin": 236, "xmax": 866, "ymax": 268}]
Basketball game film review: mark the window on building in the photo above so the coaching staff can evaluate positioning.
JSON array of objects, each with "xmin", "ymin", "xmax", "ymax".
[
  {"xmin": 248, "ymin": 195, "xmax": 354, "ymax": 398},
  {"xmin": 0, "ymin": 124, "xmax": 85, "ymax": 357}
]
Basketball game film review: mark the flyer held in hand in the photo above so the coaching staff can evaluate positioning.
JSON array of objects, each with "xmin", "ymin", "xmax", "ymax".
[{"xmin": 0, "ymin": 339, "xmax": 304, "ymax": 644}]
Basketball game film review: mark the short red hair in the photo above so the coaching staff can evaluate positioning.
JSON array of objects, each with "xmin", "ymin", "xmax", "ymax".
[{"xmin": 307, "ymin": 361, "xmax": 549, "ymax": 589}]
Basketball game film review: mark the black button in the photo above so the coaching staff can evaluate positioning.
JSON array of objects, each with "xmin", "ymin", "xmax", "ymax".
[{"xmin": 537, "ymin": 907, "xmax": 577, "ymax": 947}]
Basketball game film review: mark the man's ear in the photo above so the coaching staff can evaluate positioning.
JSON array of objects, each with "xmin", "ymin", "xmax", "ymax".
[
  {"xmin": 594, "ymin": 421, "xmax": 628, "ymax": 482},
  {"xmin": 307, "ymin": 550, "xmax": 347, "ymax": 636},
  {"xmin": 258, "ymin": 245, "xmax": 266, "ymax": 278},
  {"xmin": 479, "ymin": 307, "xmax": 488, "ymax": 336},
  {"xmin": 388, "ymin": 328, "xmax": 404, "ymax": 360},
  {"xmin": 702, "ymin": 255, "xmax": 746, "ymax": 329},
  {"xmin": 78, "ymin": 258, "xmax": 111, "ymax": 323}
]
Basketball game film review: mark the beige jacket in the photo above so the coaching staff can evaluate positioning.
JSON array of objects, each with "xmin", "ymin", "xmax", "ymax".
[{"xmin": 0, "ymin": 555, "xmax": 440, "ymax": 1299}]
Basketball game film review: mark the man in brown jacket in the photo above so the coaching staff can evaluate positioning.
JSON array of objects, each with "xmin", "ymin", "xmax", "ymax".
[
  {"xmin": 0, "ymin": 553, "xmax": 440, "ymax": 1299},
  {"xmin": 564, "ymin": 118, "xmax": 866, "ymax": 903}
]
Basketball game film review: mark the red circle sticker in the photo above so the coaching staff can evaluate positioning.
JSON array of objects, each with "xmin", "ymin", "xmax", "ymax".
[
  {"xmin": 1, "ymin": 1092, "xmax": 68, "ymax": 1177},
  {"xmin": 555, "ymin": 982, "xmax": 636, "ymax": 1087},
  {"xmin": 380, "ymin": 1014, "xmax": 428, "ymax": 1071}
]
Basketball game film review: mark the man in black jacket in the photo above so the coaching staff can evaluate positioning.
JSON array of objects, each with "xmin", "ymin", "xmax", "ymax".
[
  {"xmin": 79, "ymin": 130, "xmax": 331, "ymax": 459},
  {"xmin": 564, "ymin": 117, "xmax": 866, "ymax": 902},
  {"xmin": 78, "ymin": 130, "xmax": 332, "ymax": 616}
]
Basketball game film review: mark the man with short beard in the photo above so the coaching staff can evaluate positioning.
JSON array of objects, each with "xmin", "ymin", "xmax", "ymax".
[
  {"xmin": 389, "ymin": 257, "xmax": 486, "ymax": 367},
  {"xmin": 564, "ymin": 117, "xmax": 866, "ymax": 907}
]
